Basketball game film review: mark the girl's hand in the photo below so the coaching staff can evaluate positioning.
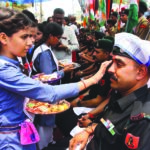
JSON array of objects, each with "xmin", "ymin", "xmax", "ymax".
[{"xmin": 92, "ymin": 60, "xmax": 112, "ymax": 84}]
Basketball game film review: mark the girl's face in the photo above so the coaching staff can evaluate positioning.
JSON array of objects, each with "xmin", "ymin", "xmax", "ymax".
[
  {"xmin": 0, "ymin": 28, "xmax": 33, "ymax": 59},
  {"xmin": 35, "ymin": 29, "xmax": 43, "ymax": 43},
  {"xmin": 47, "ymin": 35, "xmax": 61, "ymax": 46}
]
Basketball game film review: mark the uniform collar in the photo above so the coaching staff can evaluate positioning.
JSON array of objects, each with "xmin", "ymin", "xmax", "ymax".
[
  {"xmin": 0, "ymin": 56, "xmax": 20, "ymax": 67},
  {"xmin": 110, "ymin": 85, "xmax": 148, "ymax": 112}
]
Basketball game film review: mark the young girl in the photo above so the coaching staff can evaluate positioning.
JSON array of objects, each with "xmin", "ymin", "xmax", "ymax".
[
  {"xmin": 0, "ymin": 7, "xmax": 111, "ymax": 150},
  {"xmin": 32, "ymin": 22, "xmax": 73, "ymax": 149},
  {"xmin": 32, "ymin": 22, "xmax": 70, "ymax": 76}
]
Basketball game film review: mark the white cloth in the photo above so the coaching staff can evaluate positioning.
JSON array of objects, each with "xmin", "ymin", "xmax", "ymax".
[
  {"xmin": 36, "ymin": 125, "xmax": 54, "ymax": 150},
  {"xmin": 73, "ymin": 107, "xmax": 93, "ymax": 116},
  {"xmin": 70, "ymin": 24, "xmax": 79, "ymax": 35},
  {"xmin": 70, "ymin": 125, "xmax": 85, "ymax": 137},
  {"xmin": 70, "ymin": 107, "xmax": 93, "ymax": 136},
  {"xmin": 53, "ymin": 25, "xmax": 79, "ymax": 60}
]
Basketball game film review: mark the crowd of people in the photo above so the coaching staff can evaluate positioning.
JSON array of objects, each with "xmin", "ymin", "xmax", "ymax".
[{"xmin": 0, "ymin": 0, "xmax": 150, "ymax": 150}]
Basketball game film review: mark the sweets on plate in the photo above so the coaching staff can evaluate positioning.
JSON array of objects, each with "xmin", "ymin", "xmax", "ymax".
[{"xmin": 26, "ymin": 100, "xmax": 70, "ymax": 114}]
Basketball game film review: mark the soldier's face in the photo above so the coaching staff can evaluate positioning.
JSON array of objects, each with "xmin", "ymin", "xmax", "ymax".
[{"xmin": 108, "ymin": 55, "xmax": 140, "ymax": 94}]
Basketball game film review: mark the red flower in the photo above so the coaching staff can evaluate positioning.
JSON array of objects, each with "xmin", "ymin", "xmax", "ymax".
[{"xmin": 24, "ymin": 62, "xmax": 33, "ymax": 70}]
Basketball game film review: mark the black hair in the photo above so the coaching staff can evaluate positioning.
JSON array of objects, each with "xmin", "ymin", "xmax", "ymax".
[
  {"xmin": 37, "ymin": 22, "xmax": 45, "ymax": 33},
  {"xmin": 139, "ymin": 1, "xmax": 148, "ymax": 14},
  {"xmin": 53, "ymin": 8, "xmax": 65, "ymax": 15},
  {"xmin": 111, "ymin": 12, "xmax": 118, "ymax": 18},
  {"xmin": 22, "ymin": 9, "xmax": 36, "ymax": 23},
  {"xmin": 0, "ymin": 7, "xmax": 33, "ymax": 36},
  {"xmin": 64, "ymin": 17, "xmax": 69, "ymax": 25},
  {"xmin": 34, "ymin": 22, "xmax": 63, "ymax": 49},
  {"xmin": 107, "ymin": 19, "xmax": 116, "ymax": 26},
  {"xmin": 47, "ymin": 16, "xmax": 53, "ymax": 22}
]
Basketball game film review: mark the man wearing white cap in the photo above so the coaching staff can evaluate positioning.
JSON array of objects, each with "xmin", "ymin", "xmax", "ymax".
[{"xmin": 69, "ymin": 32, "xmax": 150, "ymax": 150}]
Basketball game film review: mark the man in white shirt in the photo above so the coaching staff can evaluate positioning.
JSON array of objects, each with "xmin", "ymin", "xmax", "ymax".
[
  {"xmin": 52, "ymin": 8, "xmax": 79, "ymax": 60},
  {"xmin": 69, "ymin": 16, "xmax": 79, "ymax": 36}
]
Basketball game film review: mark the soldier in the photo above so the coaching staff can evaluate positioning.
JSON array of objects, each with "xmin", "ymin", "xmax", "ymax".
[
  {"xmin": 69, "ymin": 32, "xmax": 150, "ymax": 150},
  {"xmin": 133, "ymin": 0, "xmax": 149, "ymax": 40},
  {"xmin": 120, "ymin": 9, "xmax": 129, "ymax": 32}
]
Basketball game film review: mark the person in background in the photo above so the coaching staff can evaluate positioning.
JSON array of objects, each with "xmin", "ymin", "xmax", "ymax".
[
  {"xmin": 119, "ymin": 9, "xmax": 129, "ymax": 32},
  {"xmin": 110, "ymin": 11, "xmax": 118, "ymax": 24},
  {"xmin": 27, "ymin": 22, "xmax": 46, "ymax": 64},
  {"xmin": 47, "ymin": 16, "xmax": 53, "ymax": 23},
  {"xmin": 105, "ymin": 19, "xmax": 117, "ymax": 37},
  {"xmin": 32, "ymin": 22, "xmax": 73, "ymax": 150},
  {"xmin": 109, "ymin": 11, "xmax": 118, "ymax": 34},
  {"xmin": 64, "ymin": 17, "xmax": 70, "ymax": 26},
  {"xmin": 71, "ymin": 38, "xmax": 113, "ymax": 107},
  {"xmin": 145, "ymin": 11, "xmax": 150, "ymax": 23},
  {"xmin": 52, "ymin": 8, "xmax": 79, "ymax": 61},
  {"xmin": 70, "ymin": 16, "xmax": 79, "ymax": 36},
  {"xmin": 0, "ymin": 7, "xmax": 112, "ymax": 150},
  {"xmin": 32, "ymin": 22, "xmax": 73, "ymax": 76},
  {"xmin": 34, "ymin": 23, "xmax": 45, "ymax": 44},
  {"xmin": 133, "ymin": 0, "xmax": 149, "ymax": 40},
  {"xmin": 69, "ymin": 32, "xmax": 150, "ymax": 150}
]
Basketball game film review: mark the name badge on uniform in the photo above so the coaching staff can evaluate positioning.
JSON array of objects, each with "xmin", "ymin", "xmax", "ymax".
[{"xmin": 100, "ymin": 118, "xmax": 115, "ymax": 136}]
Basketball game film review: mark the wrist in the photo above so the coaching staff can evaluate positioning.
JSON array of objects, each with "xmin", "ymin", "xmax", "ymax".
[
  {"xmin": 77, "ymin": 99, "xmax": 82, "ymax": 106},
  {"xmin": 87, "ymin": 113, "xmax": 95, "ymax": 119},
  {"xmin": 79, "ymin": 95, "xmax": 84, "ymax": 100},
  {"xmin": 84, "ymin": 125, "xmax": 94, "ymax": 135}
]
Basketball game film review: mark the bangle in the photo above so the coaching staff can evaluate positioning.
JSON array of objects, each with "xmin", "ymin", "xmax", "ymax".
[
  {"xmin": 88, "ymin": 113, "xmax": 95, "ymax": 119},
  {"xmin": 81, "ymin": 80, "xmax": 86, "ymax": 89},
  {"xmin": 79, "ymin": 95, "xmax": 84, "ymax": 100}
]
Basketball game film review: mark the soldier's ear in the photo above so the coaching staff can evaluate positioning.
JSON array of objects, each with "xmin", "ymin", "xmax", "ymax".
[
  {"xmin": 136, "ymin": 65, "xmax": 147, "ymax": 80},
  {"xmin": 0, "ymin": 32, "xmax": 8, "ymax": 45}
]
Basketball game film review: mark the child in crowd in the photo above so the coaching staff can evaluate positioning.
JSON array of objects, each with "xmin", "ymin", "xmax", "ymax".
[{"xmin": 32, "ymin": 22, "xmax": 74, "ymax": 150}]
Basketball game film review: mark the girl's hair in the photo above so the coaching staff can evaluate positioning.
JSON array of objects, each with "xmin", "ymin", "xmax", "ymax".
[
  {"xmin": 34, "ymin": 22, "xmax": 63, "ymax": 49},
  {"xmin": 0, "ymin": 7, "xmax": 33, "ymax": 37},
  {"xmin": 37, "ymin": 22, "xmax": 45, "ymax": 33}
]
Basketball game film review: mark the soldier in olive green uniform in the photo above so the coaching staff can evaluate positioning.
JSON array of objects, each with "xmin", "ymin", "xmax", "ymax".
[{"xmin": 134, "ymin": 1, "xmax": 149, "ymax": 40}]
